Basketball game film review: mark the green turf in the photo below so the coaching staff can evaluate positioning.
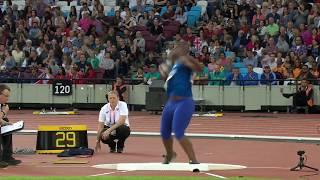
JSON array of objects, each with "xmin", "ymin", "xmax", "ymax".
[{"xmin": 0, "ymin": 176, "xmax": 281, "ymax": 180}]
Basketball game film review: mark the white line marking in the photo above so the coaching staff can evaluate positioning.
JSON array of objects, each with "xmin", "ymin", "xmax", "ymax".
[
  {"xmin": 93, "ymin": 163, "xmax": 245, "ymax": 171},
  {"xmin": 248, "ymin": 166, "xmax": 291, "ymax": 170},
  {"xmin": 37, "ymin": 165, "xmax": 90, "ymax": 168},
  {"xmin": 19, "ymin": 130, "xmax": 320, "ymax": 143},
  {"xmin": 89, "ymin": 170, "xmax": 130, "ymax": 177},
  {"xmin": 89, "ymin": 171, "xmax": 118, "ymax": 176},
  {"xmin": 204, "ymin": 172, "xmax": 227, "ymax": 179}
]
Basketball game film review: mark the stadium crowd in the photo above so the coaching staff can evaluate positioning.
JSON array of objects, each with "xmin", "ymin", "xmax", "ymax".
[{"xmin": 0, "ymin": 0, "xmax": 319, "ymax": 85}]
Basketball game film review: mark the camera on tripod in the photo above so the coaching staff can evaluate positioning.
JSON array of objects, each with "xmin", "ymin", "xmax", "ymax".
[
  {"xmin": 297, "ymin": 150, "xmax": 305, "ymax": 156},
  {"xmin": 290, "ymin": 150, "xmax": 318, "ymax": 171}
]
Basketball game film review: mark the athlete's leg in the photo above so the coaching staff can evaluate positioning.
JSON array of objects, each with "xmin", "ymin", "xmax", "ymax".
[
  {"xmin": 172, "ymin": 98, "xmax": 198, "ymax": 163},
  {"xmin": 160, "ymin": 100, "xmax": 175, "ymax": 163}
]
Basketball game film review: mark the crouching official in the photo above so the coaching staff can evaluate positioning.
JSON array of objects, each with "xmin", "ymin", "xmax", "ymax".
[{"xmin": 95, "ymin": 91, "xmax": 131, "ymax": 153}]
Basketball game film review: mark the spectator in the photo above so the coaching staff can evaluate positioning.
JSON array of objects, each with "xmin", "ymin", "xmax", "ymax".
[
  {"xmin": 27, "ymin": 50, "xmax": 42, "ymax": 68},
  {"xmin": 84, "ymin": 63, "xmax": 97, "ymax": 83},
  {"xmin": 133, "ymin": 31, "xmax": 145, "ymax": 54},
  {"xmin": 113, "ymin": 76, "xmax": 127, "ymax": 101},
  {"xmin": 144, "ymin": 64, "xmax": 161, "ymax": 85},
  {"xmin": 37, "ymin": 66, "xmax": 54, "ymax": 84},
  {"xmin": 76, "ymin": 53, "xmax": 90, "ymax": 73},
  {"xmin": 276, "ymin": 35, "xmax": 289, "ymax": 53},
  {"xmin": 208, "ymin": 64, "xmax": 225, "ymax": 86},
  {"xmin": 244, "ymin": 65, "xmax": 259, "ymax": 85},
  {"xmin": 260, "ymin": 65, "xmax": 277, "ymax": 85},
  {"xmin": 266, "ymin": 17, "xmax": 279, "ymax": 37},
  {"xmin": 291, "ymin": 36, "xmax": 307, "ymax": 58},
  {"xmin": 131, "ymin": 67, "xmax": 144, "ymax": 84},
  {"xmin": 175, "ymin": 7, "xmax": 187, "ymax": 25},
  {"xmin": 225, "ymin": 67, "xmax": 244, "ymax": 86},
  {"xmin": 243, "ymin": 50, "xmax": 258, "ymax": 67},
  {"xmin": 99, "ymin": 52, "xmax": 115, "ymax": 80},
  {"xmin": 67, "ymin": 66, "xmax": 85, "ymax": 84},
  {"xmin": 55, "ymin": 66, "xmax": 67, "ymax": 80},
  {"xmin": 272, "ymin": 58, "xmax": 286, "ymax": 81},
  {"xmin": 297, "ymin": 64, "xmax": 315, "ymax": 81}
]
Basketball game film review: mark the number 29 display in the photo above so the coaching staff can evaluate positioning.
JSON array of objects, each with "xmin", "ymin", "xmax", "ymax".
[{"xmin": 36, "ymin": 125, "xmax": 88, "ymax": 154}]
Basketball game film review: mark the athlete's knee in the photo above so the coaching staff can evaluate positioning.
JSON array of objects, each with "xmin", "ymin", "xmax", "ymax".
[
  {"xmin": 160, "ymin": 128, "xmax": 172, "ymax": 140},
  {"xmin": 174, "ymin": 128, "xmax": 185, "ymax": 140}
]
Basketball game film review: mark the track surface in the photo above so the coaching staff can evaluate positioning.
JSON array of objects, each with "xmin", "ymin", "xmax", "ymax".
[{"xmin": 0, "ymin": 110, "xmax": 319, "ymax": 179}]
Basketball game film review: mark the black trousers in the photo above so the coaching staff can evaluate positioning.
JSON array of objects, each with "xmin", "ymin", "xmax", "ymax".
[
  {"xmin": 0, "ymin": 134, "xmax": 13, "ymax": 161},
  {"xmin": 100, "ymin": 125, "xmax": 130, "ymax": 150}
]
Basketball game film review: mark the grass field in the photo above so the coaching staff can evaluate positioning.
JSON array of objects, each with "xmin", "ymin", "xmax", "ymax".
[{"xmin": 1, "ymin": 176, "xmax": 280, "ymax": 180}]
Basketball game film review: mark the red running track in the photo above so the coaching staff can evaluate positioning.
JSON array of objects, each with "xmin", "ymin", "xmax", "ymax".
[
  {"xmin": 0, "ymin": 110, "xmax": 319, "ymax": 179},
  {"xmin": 9, "ymin": 110, "xmax": 320, "ymax": 137}
]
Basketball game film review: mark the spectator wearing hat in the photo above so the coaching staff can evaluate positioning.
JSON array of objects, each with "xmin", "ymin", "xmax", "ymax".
[{"xmin": 144, "ymin": 64, "xmax": 161, "ymax": 85}]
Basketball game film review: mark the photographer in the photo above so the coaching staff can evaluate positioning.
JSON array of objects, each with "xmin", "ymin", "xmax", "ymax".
[
  {"xmin": 0, "ymin": 84, "xmax": 21, "ymax": 168},
  {"xmin": 281, "ymin": 79, "xmax": 314, "ymax": 113}
]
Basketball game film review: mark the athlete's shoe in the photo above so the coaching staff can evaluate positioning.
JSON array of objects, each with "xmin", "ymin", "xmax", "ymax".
[{"xmin": 162, "ymin": 152, "xmax": 177, "ymax": 164}]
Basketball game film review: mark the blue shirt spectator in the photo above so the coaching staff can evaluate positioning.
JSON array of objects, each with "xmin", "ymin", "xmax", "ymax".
[
  {"xmin": 244, "ymin": 65, "xmax": 259, "ymax": 86},
  {"xmin": 225, "ymin": 67, "xmax": 244, "ymax": 86},
  {"xmin": 260, "ymin": 66, "xmax": 277, "ymax": 85}
]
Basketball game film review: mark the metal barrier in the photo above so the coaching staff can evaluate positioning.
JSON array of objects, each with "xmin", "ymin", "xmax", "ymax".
[{"xmin": 3, "ymin": 78, "xmax": 319, "ymax": 111}]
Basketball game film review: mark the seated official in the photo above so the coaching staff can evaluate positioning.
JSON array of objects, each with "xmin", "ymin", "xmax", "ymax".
[
  {"xmin": 95, "ymin": 91, "xmax": 131, "ymax": 153},
  {"xmin": 0, "ymin": 84, "xmax": 21, "ymax": 168},
  {"xmin": 281, "ymin": 79, "xmax": 314, "ymax": 113}
]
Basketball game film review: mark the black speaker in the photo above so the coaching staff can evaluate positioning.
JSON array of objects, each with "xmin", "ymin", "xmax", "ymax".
[{"xmin": 145, "ymin": 91, "xmax": 167, "ymax": 111}]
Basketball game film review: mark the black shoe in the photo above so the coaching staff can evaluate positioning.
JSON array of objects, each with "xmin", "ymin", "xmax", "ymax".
[
  {"xmin": 0, "ymin": 161, "xmax": 8, "ymax": 168},
  {"xmin": 110, "ymin": 148, "xmax": 116, "ymax": 153},
  {"xmin": 189, "ymin": 160, "xmax": 200, "ymax": 164},
  {"xmin": 162, "ymin": 152, "xmax": 177, "ymax": 164},
  {"xmin": 117, "ymin": 148, "xmax": 123, "ymax": 153},
  {"xmin": 4, "ymin": 158, "xmax": 21, "ymax": 166}
]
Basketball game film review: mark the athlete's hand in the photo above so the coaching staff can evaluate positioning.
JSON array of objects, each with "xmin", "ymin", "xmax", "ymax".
[{"xmin": 159, "ymin": 63, "xmax": 169, "ymax": 79}]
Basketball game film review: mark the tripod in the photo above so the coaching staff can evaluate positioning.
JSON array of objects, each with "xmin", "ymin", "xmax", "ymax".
[{"xmin": 290, "ymin": 152, "xmax": 319, "ymax": 171}]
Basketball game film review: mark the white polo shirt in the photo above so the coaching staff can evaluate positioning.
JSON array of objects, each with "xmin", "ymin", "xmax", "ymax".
[{"xmin": 98, "ymin": 101, "xmax": 130, "ymax": 127}]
